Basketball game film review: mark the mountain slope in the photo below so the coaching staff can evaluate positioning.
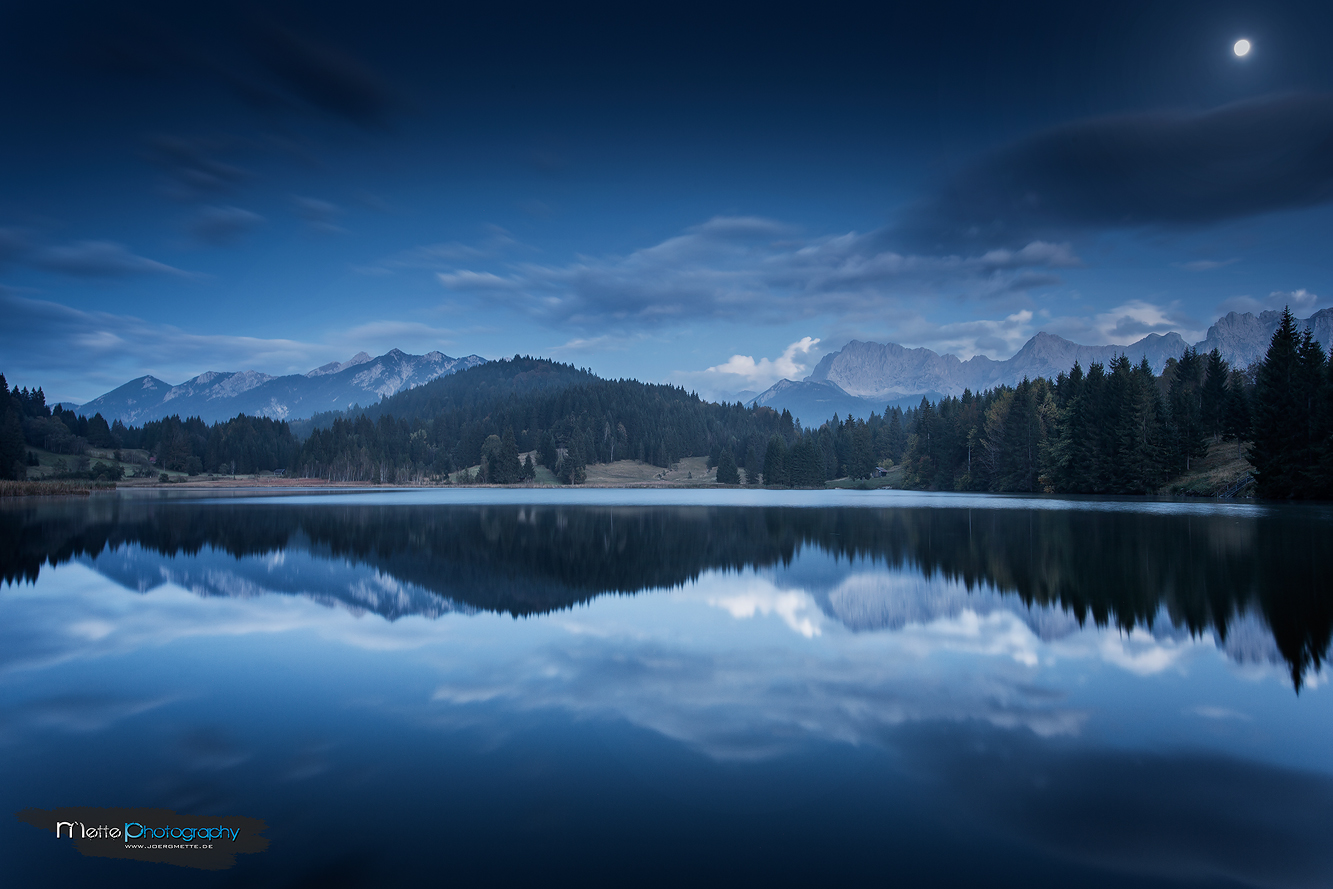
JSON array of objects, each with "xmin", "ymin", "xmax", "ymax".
[{"xmin": 78, "ymin": 350, "xmax": 486, "ymax": 425}]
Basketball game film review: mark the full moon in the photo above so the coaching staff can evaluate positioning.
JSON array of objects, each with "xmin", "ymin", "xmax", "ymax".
[{"xmin": 1234, "ymin": 39, "xmax": 1252, "ymax": 57}]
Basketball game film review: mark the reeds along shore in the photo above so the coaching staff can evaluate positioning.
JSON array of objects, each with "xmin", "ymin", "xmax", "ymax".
[{"xmin": 0, "ymin": 480, "xmax": 113, "ymax": 497}]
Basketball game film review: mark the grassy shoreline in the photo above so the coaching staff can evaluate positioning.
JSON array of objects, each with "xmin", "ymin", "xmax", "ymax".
[{"xmin": 0, "ymin": 480, "xmax": 117, "ymax": 497}]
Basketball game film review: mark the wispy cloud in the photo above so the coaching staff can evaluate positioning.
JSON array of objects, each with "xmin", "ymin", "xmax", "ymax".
[
  {"xmin": 434, "ymin": 216, "xmax": 1077, "ymax": 332},
  {"xmin": 188, "ymin": 205, "xmax": 265, "ymax": 246},
  {"xmin": 292, "ymin": 195, "xmax": 346, "ymax": 234},
  {"xmin": 361, "ymin": 226, "xmax": 519, "ymax": 275},
  {"xmin": 1219, "ymin": 288, "xmax": 1319, "ymax": 316},
  {"xmin": 0, "ymin": 227, "xmax": 191, "ymax": 279},
  {"xmin": 1043, "ymin": 300, "xmax": 1206, "ymax": 346},
  {"xmin": 32, "ymin": 241, "xmax": 189, "ymax": 278},
  {"xmin": 1174, "ymin": 258, "xmax": 1239, "ymax": 272},
  {"xmin": 0, "ymin": 292, "xmax": 487, "ymax": 402},
  {"xmin": 0, "ymin": 293, "xmax": 325, "ymax": 401}
]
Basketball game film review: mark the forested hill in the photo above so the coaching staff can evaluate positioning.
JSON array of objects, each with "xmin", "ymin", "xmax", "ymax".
[
  {"xmin": 293, "ymin": 356, "xmax": 600, "ymax": 434},
  {"xmin": 296, "ymin": 357, "xmax": 796, "ymax": 483}
]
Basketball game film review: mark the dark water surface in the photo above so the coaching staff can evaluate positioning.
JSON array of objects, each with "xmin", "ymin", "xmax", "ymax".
[{"xmin": 3, "ymin": 488, "xmax": 1332, "ymax": 888}]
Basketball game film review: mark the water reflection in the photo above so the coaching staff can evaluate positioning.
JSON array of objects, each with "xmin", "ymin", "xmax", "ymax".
[
  {"xmin": 3, "ymin": 493, "xmax": 1333, "ymax": 888},
  {"xmin": 4, "ymin": 495, "xmax": 1330, "ymax": 687}
]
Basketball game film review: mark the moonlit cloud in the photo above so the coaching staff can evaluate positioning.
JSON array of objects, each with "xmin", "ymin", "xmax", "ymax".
[
  {"xmin": 435, "ymin": 217, "xmax": 1077, "ymax": 332},
  {"xmin": 904, "ymin": 92, "xmax": 1333, "ymax": 248}
]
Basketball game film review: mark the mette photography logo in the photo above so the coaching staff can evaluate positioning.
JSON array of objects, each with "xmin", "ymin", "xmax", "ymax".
[{"xmin": 15, "ymin": 807, "xmax": 269, "ymax": 871}]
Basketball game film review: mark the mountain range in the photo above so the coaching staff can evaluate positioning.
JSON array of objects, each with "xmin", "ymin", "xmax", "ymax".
[
  {"xmin": 751, "ymin": 308, "xmax": 1333, "ymax": 423},
  {"xmin": 67, "ymin": 308, "xmax": 1333, "ymax": 429},
  {"xmin": 77, "ymin": 349, "xmax": 486, "ymax": 425}
]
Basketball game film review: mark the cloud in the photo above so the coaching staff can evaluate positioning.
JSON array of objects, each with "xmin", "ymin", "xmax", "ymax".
[
  {"xmin": 0, "ymin": 229, "xmax": 190, "ymax": 278},
  {"xmin": 437, "ymin": 270, "xmax": 518, "ymax": 291},
  {"xmin": 188, "ymin": 206, "xmax": 265, "ymax": 246},
  {"xmin": 1219, "ymin": 289, "xmax": 1319, "ymax": 316},
  {"xmin": 1174, "ymin": 259, "xmax": 1239, "ymax": 272},
  {"xmin": 1041, "ymin": 300, "xmax": 1205, "ymax": 347},
  {"xmin": 434, "ymin": 216, "xmax": 1076, "ymax": 332},
  {"xmin": 904, "ymin": 92, "xmax": 1333, "ymax": 248},
  {"xmin": 144, "ymin": 135, "xmax": 250, "ymax": 201},
  {"xmin": 0, "ymin": 292, "xmax": 484, "ymax": 402},
  {"xmin": 75, "ymin": 7, "xmax": 397, "ymax": 128},
  {"xmin": 33, "ymin": 241, "xmax": 189, "ymax": 278},
  {"xmin": 675, "ymin": 337, "xmax": 823, "ymax": 398},
  {"xmin": 896, "ymin": 309, "xmax": 1039, "ymax": 359},
  {"xmin": 548, "ymin": 333, "xmax": 654, "ymax": 355},
  {"xmin": 249, "ymin": 18, "xmax": 397, "ymax": 127},
  {"xmin": 0, "ymin": 227, "xmax": 31, "ymax": 263},
  {"xmin": 0, "ymin": 292, "xmax": 326, "ymax": 401},
  {"xmin": 364, "ymin": 228, "xmax": 520, "ymax": 275},
  {"xmin": 292, "ymin": 196, "xmax": 345, "ymax": 234}
]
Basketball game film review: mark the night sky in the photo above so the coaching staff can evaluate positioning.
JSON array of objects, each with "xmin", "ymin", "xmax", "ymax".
[{"xmin": 4, "ymin": 0, "xmax": 1333, "ymax": 403}]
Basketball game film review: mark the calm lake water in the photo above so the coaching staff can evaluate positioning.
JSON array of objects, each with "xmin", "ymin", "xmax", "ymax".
[{"xmin": 3, "ymin": 488, "xmax": 1332, "ymax": 888}]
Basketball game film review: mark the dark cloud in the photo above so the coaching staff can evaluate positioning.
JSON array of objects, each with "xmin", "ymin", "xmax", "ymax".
[
  {"xmin": 188, "ymin": 205, "xmax": 264, "ymax": 245},
  {"xmin": 0, "ymin": 225, "xmax": 189, "ymax": 277},
  {"xmin": 144, "ymin": 135, "xmax": 250, "ymax": 201},
  {"xmin": 248, "ymin": 17, "xmax": 396, "ymax": 127},
  {"xmin": 69, "ymin": 4, "xmax": 397, "ymax": 128},
  {"xmin": 33, "ymin": 241, "xmax": 187, "ymax": 277},
  {"xmin": 906, "ymin": 92, "xmax": 1333, "ymax": 248}
]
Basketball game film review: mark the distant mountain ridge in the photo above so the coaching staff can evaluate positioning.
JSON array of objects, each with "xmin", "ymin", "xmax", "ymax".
[
  {"xmin": 79, "ymin": 349, "xmax": 486, "ymax": 425},
  {"xmin": 752, "ymin": 308, "xmax": 1333, "ymax": 423}
]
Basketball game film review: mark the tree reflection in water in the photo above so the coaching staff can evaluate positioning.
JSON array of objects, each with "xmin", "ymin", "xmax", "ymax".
[{"xmin": 3, "ymin": 496, "xmax": 1330, "ymax": 688}]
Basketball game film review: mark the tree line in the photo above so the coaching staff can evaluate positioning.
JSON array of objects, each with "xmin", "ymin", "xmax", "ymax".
[
  {"xmin": 880, "ymin": 307, "xmax": 1330, "ymax": 499},
  {"xmin": 0, "ymin": 375, "xmax": 298, "ymax": 480}
]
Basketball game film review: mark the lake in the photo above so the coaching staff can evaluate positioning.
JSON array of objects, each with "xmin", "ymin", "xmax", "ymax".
[{"xmin": 2, "ymin": 488, "xmax": 1332, "ymax": 887}]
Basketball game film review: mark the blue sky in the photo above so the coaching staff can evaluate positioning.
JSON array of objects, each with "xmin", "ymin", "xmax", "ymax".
[{"xmin": 3, "ymin": 0, "xmax": 1333, "ymax": 403}]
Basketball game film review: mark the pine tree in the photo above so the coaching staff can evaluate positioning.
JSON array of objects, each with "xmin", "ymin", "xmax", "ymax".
[
  {"xmin": 1222, "ymin": 372, "xmax": 1251, "ymax": 460},
  {"xmin": 1295, "ymin": 330, "xmax": 1328, "ymax": 496},
  {"xmin": 743, "ymin": 442, "xmax": 762, "ymax": 485},
  {"xmin": 762, "ymin": 435, "xmax": 789, "ymax": 486},
  {"xmin": 496, "ymin": 426, "xmax": 522, "ymax": 484},
  {"xmin": 788, "ymin": 439, "xmax": 824, "ymax": 487},
  {"xmin": 0, "ymin": 408, "xmax": 25, "ymax": 480},
  {"xmin": 1200, "ymin": 348, "xmax": 1230, "ymax": 442},
  {"xmin": 1315, "ymin": 356, "xmax": 1333, "ymax": 498},
  {"xmin": 1250, "ymin": 308, "xmax": 1305, "ymax": 499},
  {"xmin": 884, "ymin": 409, "xmax": 907, "ymax": 463},
  {"xmin": 1168, "ymin": 347, "xmax": 1208, "ymax": 473},
  {"xmin": 850, "ymin": 420, "xmax": 875, "ymax": 479},
  {"xmin": 715, "ymin": 447, "xmax": 740, "ymax": 484}
]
